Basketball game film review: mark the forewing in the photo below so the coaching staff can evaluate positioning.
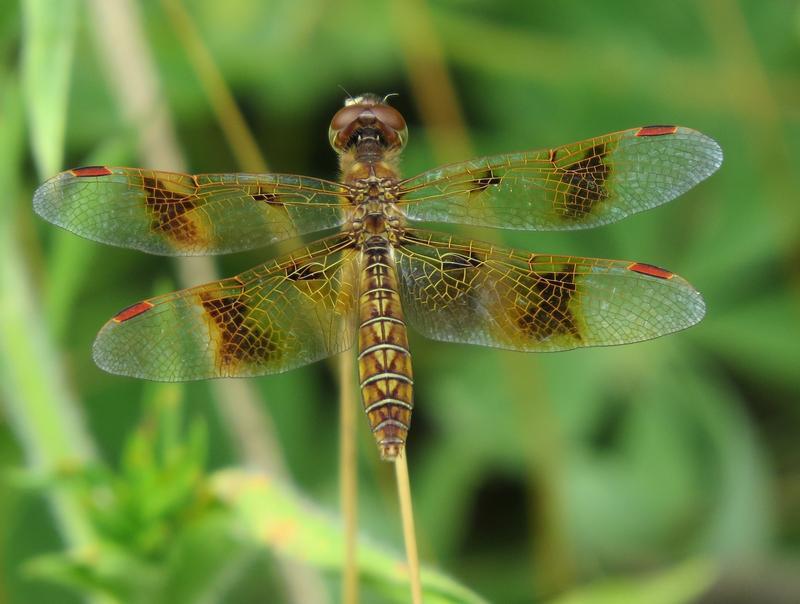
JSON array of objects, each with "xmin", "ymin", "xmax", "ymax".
[
  {"xmin": 397, "ymin": 126, "xmax": 721, "ymax": 231},
  {"xmin": 395, "ymin": 230, "xmax": 705, "ymax": 352},
  {"xmin": 34, "ymin": 166, "xmax": 351, "ymax": 255},
  {"xmin": 93, "ymin": 234, "xmax": 359, "ymax": 380}
]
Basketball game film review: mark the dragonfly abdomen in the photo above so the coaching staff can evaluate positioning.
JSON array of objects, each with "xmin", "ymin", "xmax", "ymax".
[{"xmin": 357, "ymin": 236, "xmax": 413, "ymax": 460}]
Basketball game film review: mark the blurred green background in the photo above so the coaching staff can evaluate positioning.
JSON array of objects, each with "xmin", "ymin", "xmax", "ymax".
[{"xmin": 1, "ymin": 0, "xmax": 799, "ymax": 602}]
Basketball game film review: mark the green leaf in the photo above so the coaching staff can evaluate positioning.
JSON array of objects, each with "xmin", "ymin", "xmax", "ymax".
[
  {"xmin": 21, "ymin": 0, "xmax": 78, "ymax": 176},
  {"xmin": 211, "ymin": 469, "xmax": 487, "ymax": 604},
  {"xmin": 25, "ymin": 511, "xmax": 253, "ymax": 604},
  {"xmin": 552, "ymin": 559, "xmax": 717, "ymax": 604},
  {"xmin": 0, "ymin": 67, "xmax": 98, "ymax": 555}
]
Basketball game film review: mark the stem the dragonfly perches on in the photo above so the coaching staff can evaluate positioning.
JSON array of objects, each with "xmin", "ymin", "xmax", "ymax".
[
  {"xmin": 395, "ymin": 446, "xmax": 423, "ymax": 604},
  {"xmin": 339, "ymin": 349, "xmax": 359, "ymax": 603}
]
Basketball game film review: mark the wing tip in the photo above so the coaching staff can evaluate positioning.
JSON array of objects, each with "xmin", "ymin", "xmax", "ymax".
[
  {"xmin": 92, "ymin": 325, "xmax": 173, "ymax": 382},
  {"xmin": 621, "ymin": 264, "xmax": 706, "ymax": 333},
  {"xmin": 92, "ymin": 321, "xmax": 122, "ymax": 375},
  {"xmin": 32, "ymin": 175, "xmax": 59, "ymax": 221},
  {"xmin": 630, "ymin": 125, "xmax": 724, "ymax": 175},
  {"xmin": 668, "ymin": 127, "xmax": 724, "ymax": 179},
  {"xmin": 691, "ymin": 287, "xmax": 707, "ymax": 323},
  {"xmin": 628, "ymin": 126, "xmax": 723, "ymax": 198},
  {"xmin": 32, "ymin": 185, "xmax": 47, "ymax": 219},
  {"xmin": 664, "ymin": 274, "xmax": 706, "ymax": 330},
  {"xmin": 32, "ymin": 169, "xmax": 88, "ymax": 224},
  {"xmin": 691, "ymin": 129, "xmax": 724, "ymax": 176},
  {"xmin": 92, "ymin": 318, "xmax": 143, "ymax": 379}
]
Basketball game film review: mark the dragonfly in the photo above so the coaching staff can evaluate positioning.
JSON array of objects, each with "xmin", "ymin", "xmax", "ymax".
[{"xmin": 34, "ymin": 93, "xmax": 722, "ymax": 460}]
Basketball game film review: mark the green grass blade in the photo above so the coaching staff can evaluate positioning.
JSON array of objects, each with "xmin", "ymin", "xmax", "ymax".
[
  {"xmin": 21, "ymin": 0, "xmax": 78, "ymax": 176},
  {"xmin": 552, "ymin": 559, "xmax": 717, "ymax": 604},
  {"xmin": 0, "ymin": 75, "xmax": 98, "ymax": 552}
]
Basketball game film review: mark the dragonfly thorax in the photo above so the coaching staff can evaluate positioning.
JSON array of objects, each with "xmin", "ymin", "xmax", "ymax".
[{"xmin": 350, "ymin": 194, "xmax": 404, "ymax": 240}]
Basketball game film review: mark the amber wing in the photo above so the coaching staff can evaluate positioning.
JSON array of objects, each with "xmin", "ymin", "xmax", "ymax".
[
  {"xmin": 397, "ymin": 126, "xmax": 721, "ymax": 231},
  {"xmin": 93, "ymin": 234, "xmax": 358, "ymax": 380},
  {"xmin": 395, "ymin": 230, "xmax": 705, "ymax": 352},
  {"xmin": 33, "ymin": 167, "xmax": 351, "ymax": 255}
]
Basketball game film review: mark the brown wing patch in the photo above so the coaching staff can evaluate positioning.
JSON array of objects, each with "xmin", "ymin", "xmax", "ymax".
[
  {"xmin": 396, "ymin": 230, "xmax": 706, "ymax": 354},
  {"xmin": 285, "ymin": 260, "xmax": 326, "ymax": 281},
  {"xmin": 439, "ymin": 250, "xmax": 486, "ymax": 290},
  {"xmin": 512, "ymin": 264, "xmax": 581, "ymax": 341},
  {"xmin": 142, "ymin": 175, "xmax": 208, "ymax": 248},
  {"xmin": 245, "ymin": 184, "xmax": 294, "ymax": 225},
  {"xmin": 248, "ymin": 187, "xmax": 279, "ymax": 204},
  {"xmin": 440, "ymin": 250, "xmax": 485, "ymax": 271},
  {"xmin": 470, "ymin": 168, "xmax": 502, "ymax": 195},
  {"xmin": 200, "ymin": 287, "xmax": 280, "ymax": 370},
  {"xmin": 556, "ymin": 143, "xmax": 610, "ymax": 219}
]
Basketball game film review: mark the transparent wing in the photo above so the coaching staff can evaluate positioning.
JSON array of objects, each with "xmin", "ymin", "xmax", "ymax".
[
  {"xmin": 34, "ymin": 166, "xmax": 352, "ymax": 255},
  {"xmin": 93, "ymin": 234, "xmax": 359, "ymax": 380},
  {"xmin": 395, "ymin": 230, "xmax": 705, "ymax": 352},
  {"xmin": 397, "ymin": 126, "xmax": 722, "ymax": 231}
]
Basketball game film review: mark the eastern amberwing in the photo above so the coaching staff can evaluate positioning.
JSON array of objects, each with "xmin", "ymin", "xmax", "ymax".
[{"xmin": 34, "ymin": 94, "xmax": 722, "ymax": 460}]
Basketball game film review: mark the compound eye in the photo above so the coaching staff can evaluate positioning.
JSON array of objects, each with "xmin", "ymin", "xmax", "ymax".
[
  {"xmin": 329, "ymin": 105, "xmax": 365, "ymax": 150},
  {"xmin": 330, "ymin": 105, "xmax": 364, "ymax": 132},
  {"xmin": 371, "ymin": 105, "xmax": 406, "ymax": 132}
]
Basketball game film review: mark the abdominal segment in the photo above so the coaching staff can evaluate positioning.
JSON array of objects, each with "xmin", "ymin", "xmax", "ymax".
[{"xmin": 357, "ymin": 236, "xmax": 414, "ymax": 460}]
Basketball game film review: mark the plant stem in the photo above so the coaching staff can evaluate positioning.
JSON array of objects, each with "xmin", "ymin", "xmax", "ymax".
[
  {"xmin": 394, "ymin": 447, "xmax": 422, "ymax": 604},
  {"xmin": 391, "ymin": 0, "xmax": 473, "ymax": 163},
  {"xmin": 159, "ymin": 0, "xmax": 268, "ymax": 175},
  {"xmin": 339, "ymin": 349, "xmax": 359, "ymax": 603}
]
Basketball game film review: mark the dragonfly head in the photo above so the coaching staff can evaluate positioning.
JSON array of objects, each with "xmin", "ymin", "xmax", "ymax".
[{"xmin": 329, "ymin": 93, "xmax": 408, "ymax": 154}]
